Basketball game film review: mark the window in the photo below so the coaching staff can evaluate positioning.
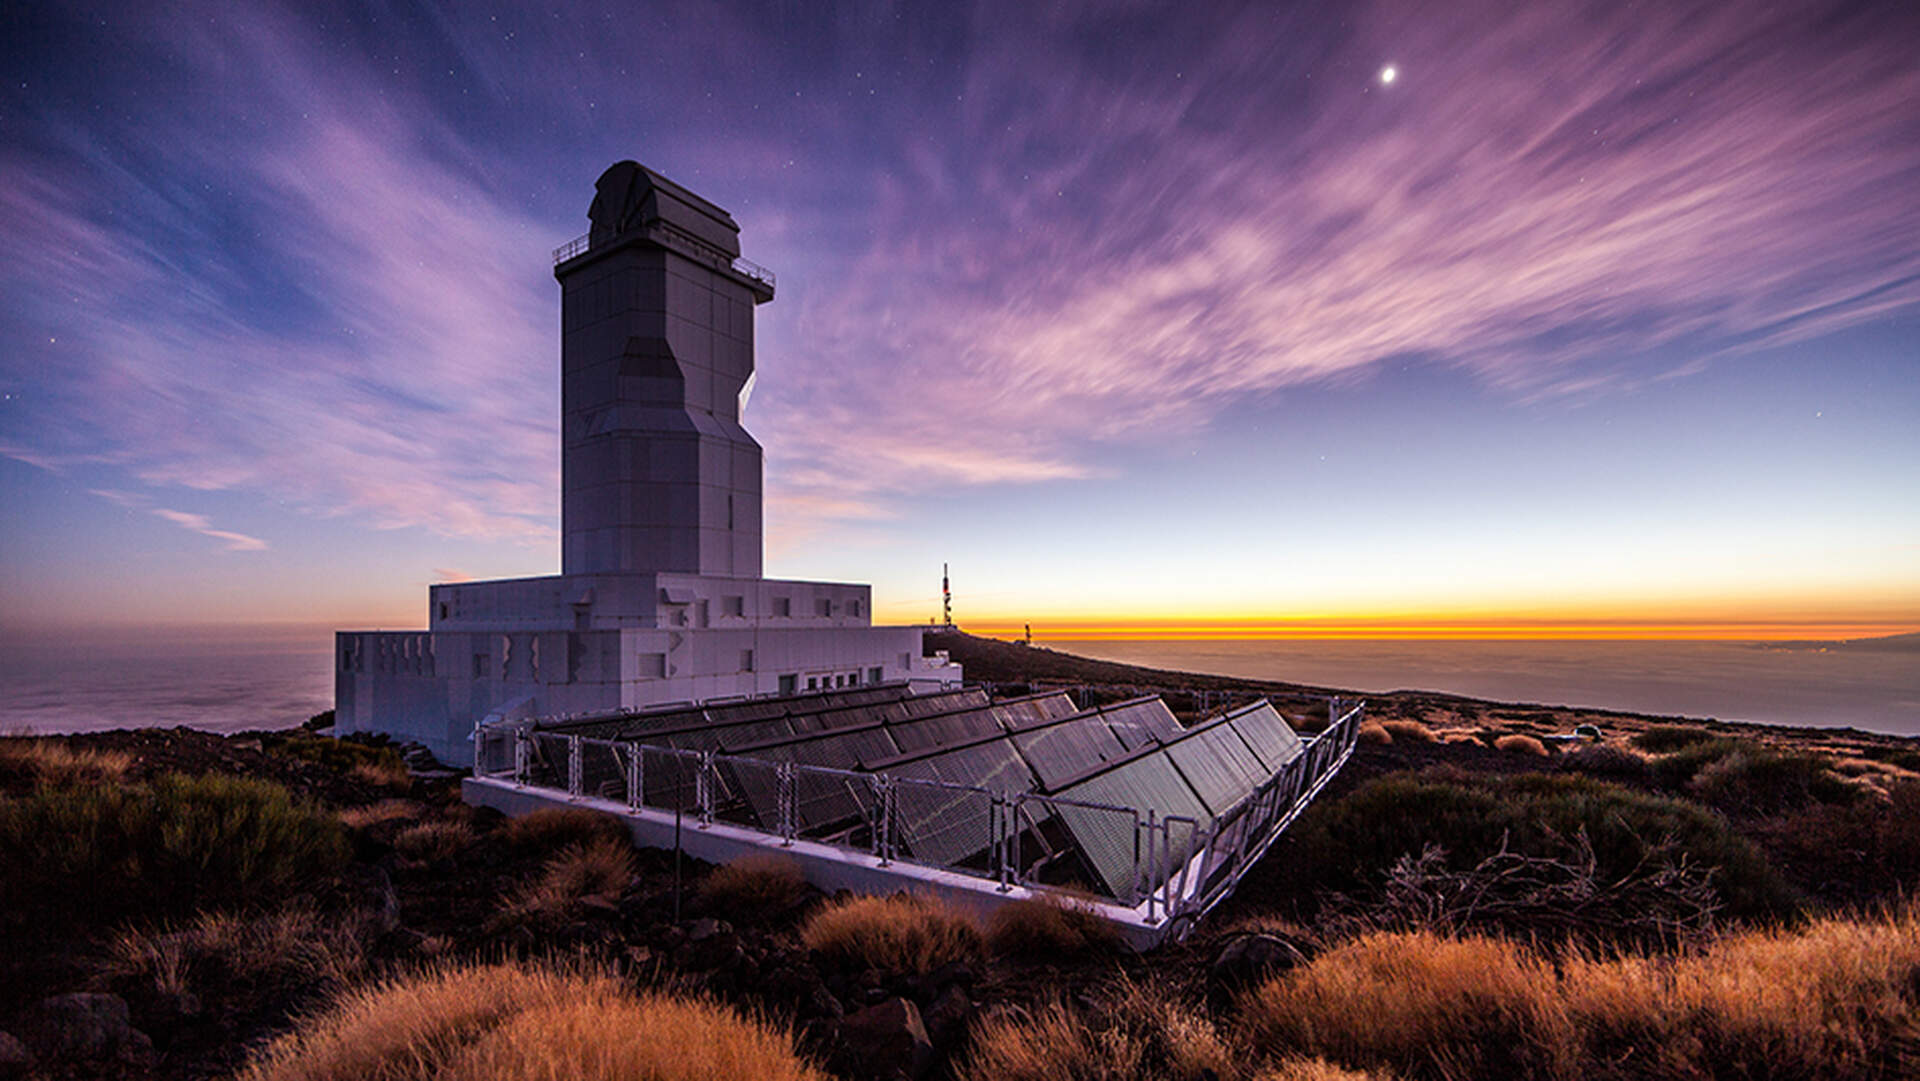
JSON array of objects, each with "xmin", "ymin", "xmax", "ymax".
[
  {"xmin": 850, "ymin": 600, "xmax": 862, "ymax": 618},
  {"xmin": 722, "ymin": 595, "xmax": 744, "ymax": 618},
  {"xmin": 438, "ymin": 601, "xmax": 449, "ymax": 620},
  {"xmin": 779, "ymin": 674, "xmax": 798, "ymax": 695},
  {"xmin": 774, "ymin": 596, "xmax": 791, "ymax": 617},
  {"xmin": 807, "ymin": 677, "xmax": 818, "ymax": 690},
  {"xmin": 473, "ymin": 653, "xmax": 487, "ymax": 679},
  {"xmin": 740, "ymin": 649, "xmax": 755, "ymax": 671},
  {"xmin": 816, "ymin": 598, "xmax": 833, "ymax": 617},
  {"xmin": 869, "ymin": 666, "xmax": 884, "ymax": 684}
]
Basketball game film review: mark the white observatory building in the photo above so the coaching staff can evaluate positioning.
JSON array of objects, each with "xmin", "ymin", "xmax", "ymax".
[{"xmin": 336, "ymin": 161, "xmax": 961, "ymax": 762}]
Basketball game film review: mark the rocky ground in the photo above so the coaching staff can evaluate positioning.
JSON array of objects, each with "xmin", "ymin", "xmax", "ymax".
[{"xmin": 3, "ymin": 631, "xmax": 1916, "ymax": 1080}]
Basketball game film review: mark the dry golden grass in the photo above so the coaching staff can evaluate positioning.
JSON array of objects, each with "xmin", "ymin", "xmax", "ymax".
[
  {"xmin": 1438, "ymin": 730, "xmax": 1486, "ymax": 746},
  {"xmin": 337, "ymin": 798, "xmax": 423, "ymax": 830},
  {"xmin": 237, "ymin": 960, "xmax": 826, "ymax": 1081},
  {"xmin": 0, "ymin": 737, "xmax": 132, "ymax": 787},
  {"xmin": 103, "ymin": 909, "xmax": 367, "ymax": 999},
  {"xmin": 799, "ymin": 892, "xmax": 984, "ymax": 975},
  {"xmin": 985, "ymin": 895, "xmax": 1125, "ymax": 959},
  {"xmin": 1240, "ymin": 929, "xmax": 1575, "ymax": 1079},
  {"xmin": 1240, "ymin": 910, "xmax": 1920, "ymax": 1080},
  {"xmin": 348, "ymin": 758, "xmax": 412, "ymax": 790},
  {"xmin": 395, "ymin": 818, "xmax": 476, "ymax": 861},
  {"xmin": 497, "ymin": 837, "xmax": 635, "ymax": 925},
  {"xmin": 697, "ymin": 852, "xmax": 809, "ymax": 915},
  {"xmin": 1254, "ymin": 1060, "xmax": 1399, "ymax": 1081},
  {"xmin": 962, "ymin": 980, "xmax": 1231, "ymax": 1081},
  {"xmin": 1493, "ymin": 733, "xmax": 1550, "ymax": 757},
  {"xmin": 498, "ymin": 806, "xmax": 630, "ymax": 853},
  {"xmin": 1379, "ymin": 720, "xmax": 1439, "ymax": 744},
  {"xmin": 1357, "ymin": 721, "xmax": 1393, "ymax": 746}
]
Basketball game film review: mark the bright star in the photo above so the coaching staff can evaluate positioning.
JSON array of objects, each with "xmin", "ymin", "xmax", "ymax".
[{"xmin": 1379, "ymin": 65, "xmax": 1398, "ymax": 86}]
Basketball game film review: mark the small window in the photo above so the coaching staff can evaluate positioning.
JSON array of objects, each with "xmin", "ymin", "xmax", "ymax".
[
  {"xmin": 849, "ymin": 600, "xmax": 862, "ymax": 618},
  {"xmin": 473, "ymin": 653, "xmax": 487, "ymax": 679},
  {"xmin": 816, "ymin": 598, "xmax": 833, "ymax": 618},
  {"xmin": 807, "ymin": 677, "xmax": 819, "ymax": 690},
  {"xmin": 740, "ymin": 649, "xmax": 755, "ymax": 671},
  {"xmin": 779, "ymin": 674, "xmax": 798, "ymax": 695},
  {"xmin": 723, "ymin": 595, "xmax": 744, "ymax": 618},
  {"xmin": 869, "ymin": 666, "xmax": 884, "ymax": 684},
  {"xmin": 438, "ymin": 601, "xmax": 449, "ymax": 620},
  {"xmin": 774, "ymin": 597, "xmax": 791, "ymax": 617}
]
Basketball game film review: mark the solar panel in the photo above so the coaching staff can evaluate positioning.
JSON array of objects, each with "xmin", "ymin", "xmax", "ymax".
[
  {"xmin": 1049, "ymin": 755, "xmax": 1207, "ymax": 897},
  {"xmin": 1099, "ymin": 698, "xmax": 1183, "ymax": 750},
  {"xmin": 1013, "ymin": 717, "xmax": 1130, "ymax": 789},
  {"xmin": 1226, "ymin": 702, "xmax": 1304, "ymax": 772},
  {"xmin": 1165, "ymin": 722, "xmax": 1268, "ymax": 816}
]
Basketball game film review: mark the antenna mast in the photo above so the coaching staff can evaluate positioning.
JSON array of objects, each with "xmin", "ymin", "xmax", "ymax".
[{"xmin": 942, "ymin": 563, "xmax": 952, "ymax": 629}]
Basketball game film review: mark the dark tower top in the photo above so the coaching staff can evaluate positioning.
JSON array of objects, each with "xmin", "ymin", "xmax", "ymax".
[{"xmin": 553, "ymin": 162, "xmax": 773, "ymax": 578}]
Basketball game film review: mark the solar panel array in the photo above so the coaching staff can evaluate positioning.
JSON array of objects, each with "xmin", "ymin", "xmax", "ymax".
[{"xmin": 527, "ymin": 687, "xmax": 1311, "ymax": 901}]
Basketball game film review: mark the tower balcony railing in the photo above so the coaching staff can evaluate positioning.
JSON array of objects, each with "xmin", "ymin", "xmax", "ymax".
[{"xmin": 551, "ymin": 228, "xmax": 776, "ymax": 294}]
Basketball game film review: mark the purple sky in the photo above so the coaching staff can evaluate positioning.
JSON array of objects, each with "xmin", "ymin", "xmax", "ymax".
[{"xmin": 1, "ymin": 0, "xmax": 1916, "ymax": 636}]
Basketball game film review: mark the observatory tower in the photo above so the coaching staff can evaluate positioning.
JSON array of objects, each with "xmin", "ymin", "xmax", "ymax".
[{"xmin": 335, "ymin": 162, "xmax": 961, "ymax": 762}]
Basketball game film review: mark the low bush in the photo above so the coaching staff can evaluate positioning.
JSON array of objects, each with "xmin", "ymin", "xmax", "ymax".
[
  {"xmin": 1379, "ymin": 720, "xmax": 1438, "ymax": 744},
  {"xmin": 236, "ymin": 960, "xmax": 825, "ymax": 1081},
  {"xmin": 985, "ymin": 895, "xmax": 1125, "ymax": 959},
  {"xmin": 349, "ymin": 758, "xmax": 412, "ymax": 790},
  {"xmin": 270, "ymin": 732, "xmax": 407, "ymax": 778},
  {"xmin": 0, "ymin": 772, "xmax": 348, "ymax": 928},
  {"xmin": 962, "ymin": 980, "xmax": 1230, "ymax": 1081},
  {"xmin": 1283, "ymin": 770, "xmax": 1793, "ymax": 920},
  {"xmin": 1555, "ymin": 743, "xmax": 1652, "ymax": 784},
  {"xmin": 800, "ymin": 893, "xmax": 984, "ymax": 976},
  {"xmin": 1687, "ymin": 747, "xmax": 1855, "ymax": 816},
  {"xmin": 1357, "ymin": 722, "xmax": 1393, "ymax": 746},
  {"xmin": 0, "ymin": 737, "xmax": 132, "ymax": 790},
  {"xmin": 497, "ymin": 806, "xmax": 630, "ymax": 855},
  {"xmin": 1647, "ymin": 735, "xmax": 1749, "ymax": 789},
  {"xmin": 497, "ymin": 838, "xmax": 636, "ymax": 925},
  {"xmin": 1631, "ymin": 725, "xmax": 1723, "ymax": 753},
  {"xmin": 698, "ymin": 852, "xmax": 809, "ymax": 917},
  {"xmin": 337, "ymin": 798, "xmax": 423, "ymax": 830},
  {"xmin": 1493, "ymin": 734, "xmax": 1549, "ymax": 757},
  {"xmin": 395, "ymin": 818, "xmax": 477, "ymax": 862}
]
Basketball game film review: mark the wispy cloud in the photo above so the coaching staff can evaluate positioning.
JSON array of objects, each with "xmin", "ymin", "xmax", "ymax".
[
  {"xmin": 2, "ymin": 0, "xmax": 1915, "ymax": 550},
  {"xmin": 151, "ymin": 508, "xmax": 269, "ymax": 552}
]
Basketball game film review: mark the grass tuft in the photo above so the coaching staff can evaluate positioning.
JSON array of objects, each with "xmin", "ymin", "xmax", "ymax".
[
  {"xmin": 800, "ymin": 893, "xmax": 984, "ymax": 976},
  {"xmin": 1379, "ymin": 720, "xmax": 1438, "ymax": 743},
  {"xmin": 338, "ymin": 799, "xmax": 423, "ymax": 830},
  {"xmin": 697, "ymin": 852, "xmax": 809, "ymax": 917},
  {"xmin": 985, "ymin": 895, "xmax": 1125, "ymax": 959},
  {"xmin": 1254, "ymin": 1059, "xmax": 1400, "ymax": 1081},
  {"xmin": 962, "ymin": 980, "xmax": 1230, "ymax": 1081},
  {"xmin": 1240, "ymin": 908, "xmax": 1920, "ymax": 1081},
  {"xmin": 1631, "ymin": 725, "xmax": 1722, "ymax": 753},
  {"xmin": 497, "ymin": 806, "xmax": 630, "ymax": 854},
  {"xmin": 101, "ymin": 908, "xmax": 367, "ymax": 1001},
  {"xmin": 497, "ymin": 837, "xmax": 636, "ymax": 925},
  {"xmin": 395, "ymin": 818, "xmax": 477, "ymax": 862},
  {"xmin": 236, "ymin": 960, "xmax": 825, "ymax": 1081},
  {"xmin": 1357, "ymin": 722, "xmax": 1393, "ymax": 746},
  {"xmin": 0, "ymin": 737, "xmax": 132, "ymax": 789},
  {"xmin": 1493, "ymin": 734, "xmax": 1550, "ymax": 757}
]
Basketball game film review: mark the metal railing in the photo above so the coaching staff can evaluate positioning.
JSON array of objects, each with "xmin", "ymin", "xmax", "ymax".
[
  {"xmin": 550, "ymin": 228, "xmax": 776, "ymax": 293},
  {"xmin": 473, "ymin": 696, "xmax": 1362, "ymax": 931}
]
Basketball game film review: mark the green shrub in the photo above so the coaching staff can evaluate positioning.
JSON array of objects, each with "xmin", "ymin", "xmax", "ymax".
[
  {"xmin": 0, "ymin": 772, "xmax": 348, "ymax": 930},
  {"xmin": 1688, "ymin": 748, "xmax": 1856, "ymax": 816},
  {"xmin": 1649, "ymin": 736, "xmax": 1750, "ymax": 789},
  {"xmin": 1631, "ymin": 726, "xmax": 1722, "ymax": 753},
  {"xmin": 1285, "ymin": 769, "xmax": 1793, "ymax": 919}
]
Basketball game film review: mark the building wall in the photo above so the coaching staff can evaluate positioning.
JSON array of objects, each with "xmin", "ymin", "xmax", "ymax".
[{"xmin": 335, "ymin": 624, "xmax": 958, "ymax": 763}]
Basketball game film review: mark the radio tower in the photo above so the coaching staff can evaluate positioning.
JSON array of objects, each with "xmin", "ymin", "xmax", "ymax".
[{"xmin": 942, "ymin": 563, "xmax": 952, "ymax": 628}]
